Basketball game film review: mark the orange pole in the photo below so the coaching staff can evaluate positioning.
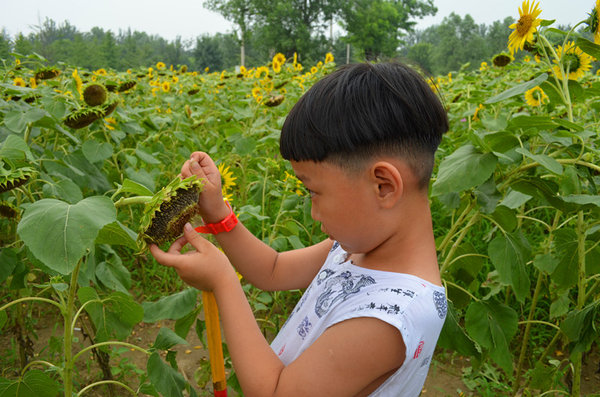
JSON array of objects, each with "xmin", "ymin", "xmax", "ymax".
[{"xmin": 201, "ymin": 291, "xmax": 228, "ymax": 397}]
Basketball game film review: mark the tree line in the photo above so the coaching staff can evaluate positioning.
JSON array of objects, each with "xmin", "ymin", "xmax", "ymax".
[{"xmin": 0, "ymin": 0, "xmax": 524, "ymax": 76}]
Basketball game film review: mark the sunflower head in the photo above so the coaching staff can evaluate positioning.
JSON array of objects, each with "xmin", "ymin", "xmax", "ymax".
[
  {"xmin": 63, "ymin": 107, "xmax": 104, "ymax": 129},
  {"xmin": 493, "ymin": 53, "xmax": 513, "ymax": 67},
  {"xmin": 587, "ymin": 1, "xmax": 600, "ymax": 43},
  {"xmin": 264, "ymin": 94, "xmax": 285, "ymax": 107},
  {"xmin": 553, "ymin": 42, "xmax": 594, "ymax": 80},
  {"xmin": 0, "ymin": 201, "xmax": 19, "ymax": 220},
  {"xmin": 101, "ymin": 99, "xmax": 119, "ymax": 117},
  {"xmin": 83, "ymin": 84, "xmax": 108, "ymax": 106},
  {"xmin": 0, "ymin": 165, "xmax": 37, "ymax": 194},
  {"xmin": 138, "ymin": 176, "xmax": 204, "ymax": 247},
  {"xmin": 524, "ymin": 86, "xmax": 549, "ymax": 107},
  {"xmin": 35, "ymin": 67, "xmax": 61, "ymax": 80},
  {"xmin": 118, "ymin": 81, "xmax": 137, "ymax": 92},
  {"xmin": 508, "ymin": 0, "xmax": 543, "ymax": 55}
]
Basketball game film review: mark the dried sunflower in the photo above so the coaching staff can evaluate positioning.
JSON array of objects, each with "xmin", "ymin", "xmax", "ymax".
[
  {"xmin": 83, "ymin": 84, "xmax": 108, "ymax": 106},
  {"xmin": 138, "ymin": 176, "xmax": 204, "ymax": 247},
  {"xmin": 0, "ymin": 165, "xmax": 36, "ymax": 193}
]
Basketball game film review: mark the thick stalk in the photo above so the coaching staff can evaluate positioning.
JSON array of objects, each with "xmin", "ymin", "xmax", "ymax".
[
  {"xmin": 63, "ymin": 259, "xmax": 83, "ymax": 397},
  {"xmin": 439, "ymin": 211, "xmax": 480, "ymax": 275},
  {"xmin": 570, "ymin": 211, "xmax": 587, "ymax": 397},
  {"xmin": 513, "ymin": 212, "xmax": 561, "ymax": 395}
]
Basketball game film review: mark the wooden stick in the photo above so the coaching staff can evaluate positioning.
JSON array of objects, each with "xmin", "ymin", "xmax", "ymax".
[{"xmin": 201, "ymin": 290, "xmax": 228, "ymax": 397}]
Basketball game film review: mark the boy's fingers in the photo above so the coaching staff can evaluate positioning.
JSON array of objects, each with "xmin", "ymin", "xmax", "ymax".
[
  {"xmin": 149, "ymin": 244, "xmax": 175, "ymax": 266},
  {"xmin": 182, "ymin": 223, "xmax": 211, "ymax": 252}
]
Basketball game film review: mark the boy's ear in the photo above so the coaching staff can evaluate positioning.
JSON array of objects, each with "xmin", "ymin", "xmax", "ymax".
[{"xmin": 370, "ymin": 161, "xmax": 403, "ymax": 206}]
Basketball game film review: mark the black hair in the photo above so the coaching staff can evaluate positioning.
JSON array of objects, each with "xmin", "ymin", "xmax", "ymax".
[{"xmin": 279, "ymin": 62, "xmax": 448, "ymax": 189}]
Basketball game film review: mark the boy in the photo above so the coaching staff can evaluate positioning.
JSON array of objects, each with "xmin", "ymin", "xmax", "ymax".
[{"xmin": 150, "ymin": 62, "xmax": 449, "ymax": 396}]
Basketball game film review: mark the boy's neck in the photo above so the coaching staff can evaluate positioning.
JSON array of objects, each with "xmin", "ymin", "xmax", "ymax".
[{"xmin": 349, "ymin": 194, "xmax": 441, "ymax": 286}]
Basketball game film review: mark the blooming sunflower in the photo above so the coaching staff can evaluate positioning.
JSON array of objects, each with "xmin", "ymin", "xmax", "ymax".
[
  {"xmin": 508, "ymin": 0, "xmax": 542, "ymax": 55},
  {"xmin": 588, "ymin": 0, "xmax": 600, "ymax": 43},
  {"xmin": 325, "ymin": 52, "xmax": 334, "ymax": 63},
  {"xmin": 156, "ymin": 61, "xmax": 166, "ymax": 70},
  {"xmin": 524, "ymin": 86, "xmax": 549, "ymax": 107},
  {"xmin": 162, "ymin": 81, "xmax": 171, "ymax": 92},
  {"xmin": 273, "ymin": 53, "xmax": 286, "ymax": 65},
  {"xmin": 272, "ymin": 61, "xmax": 282, "ymax": 73},
  {"xmin": 479, "ymin": 62, "xmax": 489, "ymax": 71},
  {"xmin": 217, "ymin": 163, "xmax": 237, "ymax": 202},
  {"xmin": 552, "ymin": 41, "xmax": 594, "ymax": 80},
  {"xmin": 13, "ymin": 77, "xmax": 26, "ymax": 87}
]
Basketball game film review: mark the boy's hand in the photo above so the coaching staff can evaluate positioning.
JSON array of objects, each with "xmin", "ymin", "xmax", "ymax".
[
  {"xmin": 149, "ymin": 223, "xmax": 237, "ymax": 292},
  {"xmin": 181, "ymin": 151, "xmax": 230, "ymax": 223}
]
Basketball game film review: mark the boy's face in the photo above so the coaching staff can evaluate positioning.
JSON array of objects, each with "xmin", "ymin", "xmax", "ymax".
[{"xmin": 290, "ymin": 160, "xmax": 381, "ymax": 254}]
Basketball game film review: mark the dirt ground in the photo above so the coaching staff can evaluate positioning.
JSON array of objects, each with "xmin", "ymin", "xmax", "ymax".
[{"xmin": 1, "ymin": 307, "xmax": 600, "ymax": 396}]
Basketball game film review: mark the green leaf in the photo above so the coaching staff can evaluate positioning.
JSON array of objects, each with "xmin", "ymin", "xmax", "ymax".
[
  {"xmin": 41, "ymin": 178, "xmax": 83, "ymax": 204},
  {"xmin": 78, "ymin": 287, "xmax": 143, "ymax": 341},
  {"xmin": 487, "ymin": 232, "xmax": 531, "ymax": 303},
  {"xmin": 96, "ymin": 260, "xmax": 132, "ymax": 293},
  {"xmin": 142, "ymin": 288, "xmax": 198, "ymax": 322},
  {"xmin": 0, "ymin": 311, "xmax": 7, "ymax": 330},
  {"xmin": 432, "ymin": 145, "xmax": 497, "ymax": 196},
  {"xmin": 0, "ymin": 248, "xmax": 18, "ymax": 283},
  {"xmin": 533, "ymin": 253, "xmax": 560, "ymax": 275},
  {"xmin": 0, "ymin": 369, "xmax": 61, "ymax": 397},
  {"xmin": 147, "ymin": 352, "xmax": 186, "ymax": 397},
  {"xmin": 136, "ymin": 147, "xmax": 161, "ymax": 165},
  {"xmin": 174, "ymin": 307, "xmax": 202, "ymax": 339},
  {"xmin": 3, "ymin": 111, "xmax": 27, "ymax": 133},
  {"xmin": 0, "ymin": 134, "xmax": 32, "ymax": 160},
  {"xmin": 515, "ymin": 147, "xmax": 563, "ymax": 175},
  {"xmin": 560, "ymin": 301, "xmax": 600, "ymax": 355},
  {"xmin": 115, "ymin": 178, "xmax": 154, "ymax": 197},
  {"xmin": 499, "ymin": 190, "xmax": 531, "ymax": 209},
  {"xmin": 17, "ymin": 197, "xmax": 116, "ymax": 274},
  {"xmin": 287, "ymin": 235, "xmax": 305, "ymax": 249},
  {"xmin": 575, "ymin": 37, "xmax": 600, "ymax": 59},
  {"xmin": 551, "ymin": 228, "xmax": 579, "ymax": 289},
  {"xmin": 82, "ymin": 140, "xmax": 114, "ymax": 164},
  {"xmin": 561, "ymin": 194, "xmax": 600, "ymax": 208},
  {"xmin": 490, "ymin": 205, "xmax": 517, "ymax": 233},
  {"xmin": 509, "ymin": 115, "xmax": 557, "ymax": 131},
  {"xmin": 437, "ymin": 301, "xmax": 479, "ymax": 358},
  {"xmin": 95, "ymin": 221, "xmax": 138, "ymax": 250},
  {"xmin": 153, "ymin": 327, "xmax": 189, "ymax": 350},
  {"xmin": 465, "ymin": 300, "xmax": 518, "ymax": 373},
  {"xmin": 485, "ymin": 73, "xmax": 548, "ymax": 104}
]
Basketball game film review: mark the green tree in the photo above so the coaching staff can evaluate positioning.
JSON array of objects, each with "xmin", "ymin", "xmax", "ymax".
[
  {"xmin": 204, "ymin": 0, "xmax": 254, "ymax": 66},
  {"xmin": 0, "ymin": 29, "xmax": 11, "ymax": 61},
  {"xmin": 341, "ymin": 0, "xmax": 437, "ymax": 61}
]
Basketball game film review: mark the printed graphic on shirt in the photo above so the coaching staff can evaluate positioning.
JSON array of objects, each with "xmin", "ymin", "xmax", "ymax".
[
  {"xmin": 371, "ymin": 287, "xmax": 415, "ymax": 298},
  {"xmin": 315, "ymin": 270, "xmax": 376, "ymax": 318},
  {"xmin": 433, "ymin": 291, "xmax": 447, "ymax": 319},
  {"xmin": 330, "ymin": 241, "xmax": 340, "ymax": 252},
  {"xmin": 297, "ymin": 316, "xmax": 313, "ymax": 339},
  {"xmin": 413, "ymin": 340, "xmax": 425, "ymax": 359},
  {"xmin": 354, "ymin": 301, "xmax": 403, "ymax": 315}
]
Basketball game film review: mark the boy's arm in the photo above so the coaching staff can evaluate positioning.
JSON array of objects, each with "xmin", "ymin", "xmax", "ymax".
[
  {"xmin": 151, "ymin": 227, "xmax": 406, "ymax": 397},
  {"xmin": 182, "ymin": 151, "xmax": 330, "ymax": 291}
]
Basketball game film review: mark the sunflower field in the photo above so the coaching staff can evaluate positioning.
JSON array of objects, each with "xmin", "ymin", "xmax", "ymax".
[{"xmin": 1, "ymin": 1, "xmax": 600, "ymax": 396}]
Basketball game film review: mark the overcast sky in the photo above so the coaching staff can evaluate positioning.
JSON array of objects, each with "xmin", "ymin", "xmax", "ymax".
[{"xmin": 0, "ymin": 0, "xmax": 595, "ymax": 42}]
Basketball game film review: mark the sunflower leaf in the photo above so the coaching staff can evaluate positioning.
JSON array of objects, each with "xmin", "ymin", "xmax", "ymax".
[
  {"xmin": 575, "ymin": 37, "xmax": 600, "ymax": 60},
  {"xmin": 485, "ymin": 73, "xmax": 548, "ymax": 104}
]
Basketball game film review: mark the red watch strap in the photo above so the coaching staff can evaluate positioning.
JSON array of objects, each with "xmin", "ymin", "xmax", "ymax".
[{"xmin": 195, "ymin": 201, "xmax": 238, "ymax": 234}]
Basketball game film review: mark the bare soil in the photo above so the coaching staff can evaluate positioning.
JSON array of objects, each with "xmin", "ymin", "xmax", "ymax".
[{"xmin": 2, "ymin": 307, "xmax": 599, "ymax": 396}]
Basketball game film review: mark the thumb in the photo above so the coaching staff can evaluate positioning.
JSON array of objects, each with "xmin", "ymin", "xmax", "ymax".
[{"xmin": 183, "ymin": 222, "xmax": 212, "ymax": 252}]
